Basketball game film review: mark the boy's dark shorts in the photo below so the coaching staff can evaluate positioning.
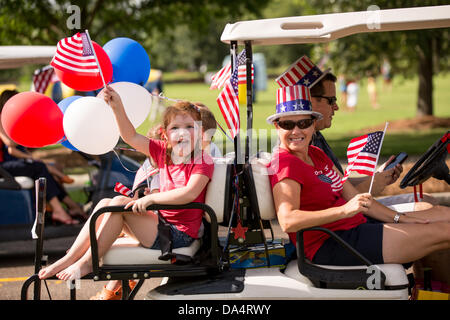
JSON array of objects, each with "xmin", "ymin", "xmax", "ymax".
[{"xmin": 150, "ymin": 223, "xmax": 195, "ymax": 250}]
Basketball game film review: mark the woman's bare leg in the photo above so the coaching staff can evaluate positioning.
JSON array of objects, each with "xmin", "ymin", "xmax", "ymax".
[
  {"xmin": 407, "ymin": 205, "xmax": 450, "ymax": 223},
  {"xmin": 382, "ymin": 222, "xmax": 450, "ymax": 264}
]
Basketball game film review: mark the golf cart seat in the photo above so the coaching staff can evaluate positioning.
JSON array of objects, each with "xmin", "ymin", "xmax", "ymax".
[
  {"xmin": 99, "ymin": 156, "xmax": 233, "ymax": 267},
  {"xmin": 247, "ymin": 152, "xmax": 409, "ymax": 291},
  {"xmin": 0, "ymin": 165, "xmax": 34, "ymax": 226},
  {"xmin": 21, "ymin": 157, "xmax": 234, "ymax": 300}
]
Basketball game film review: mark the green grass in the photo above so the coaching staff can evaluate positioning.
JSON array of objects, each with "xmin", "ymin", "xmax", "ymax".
[{"xmin": 136, "ymin": 73, "xmax": 449, "ymax": 157}]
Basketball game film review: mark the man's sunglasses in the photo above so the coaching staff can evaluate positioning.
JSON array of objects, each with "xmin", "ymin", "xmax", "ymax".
[
  {"xmin": 312, "ymin": 95, "xmax": 337, "ymax": 106},
  {"xmin": 276, "ymin": 118, "xmax": 315, "ymax": 130}
]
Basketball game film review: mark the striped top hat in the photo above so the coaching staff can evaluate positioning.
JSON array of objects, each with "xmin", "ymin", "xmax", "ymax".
[
  {"xmin": 276, "ymin": 55, "xmax": 331, "ymax": 88},
  {"xmin": 266, "ymin": 84, "xmax": 323, "ymax": 124}
]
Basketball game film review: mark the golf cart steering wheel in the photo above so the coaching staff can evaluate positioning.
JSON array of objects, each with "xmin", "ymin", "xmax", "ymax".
[{"xmin": 400, "ymin": 131, "xmax": 450, "ymax": 189}]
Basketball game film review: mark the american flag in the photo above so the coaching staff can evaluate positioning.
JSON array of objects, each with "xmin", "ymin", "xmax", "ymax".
[
  {"xmin": 51, "ymin": 32, "xmax": 99, "ymax": 74},
  {"xmin": 317, "ymin": 168, "xmax": 344, "ymax": 193},
  {"xmin": 237, "ymin": 64, "xmax": 254, "ymax": 85},
  {"xmin": 210, "ymin": 49, "xmax": 252, "ymax": 89},
  {"xmin": 32, "ymin": 66, "xmax": 55, "ymax": 93},
  {"xmin": 216, "ymin": 54, "xmax": 240, "ymax": 139},
  {"xmin": 114, "ymin": 182, "xmax": 132, "ymax": 197},
  {"xmin": 342, "ymin": 131, "xmax": 384, "ymax": 183},
  {"xmin": 132, "ymin": 158, "xmax": 159, "ymax": 192}
]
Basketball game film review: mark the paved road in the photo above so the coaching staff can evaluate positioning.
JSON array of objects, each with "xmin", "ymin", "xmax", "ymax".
[
  {"xmin": 0, "ymin": 235, "xmax": 164, "ymax": 300},
  {"xmin": 0, "ymin": 221, "xmax": 287, "ymax": 301}
]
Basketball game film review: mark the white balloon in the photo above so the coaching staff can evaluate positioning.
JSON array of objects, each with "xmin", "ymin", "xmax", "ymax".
[
  {"xmin": 63, "ymin": 97, "xmax": 120, "ymax": 155},
  {"xmin": 104, "ymin": 81, "xmax": 152, "ymax": 128}
]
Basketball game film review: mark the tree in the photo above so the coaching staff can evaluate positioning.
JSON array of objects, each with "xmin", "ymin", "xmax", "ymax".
[
  {"xmin": 308, "ymin": 0, "xmax": 450, "ymax": 116},
  {"xmin": 0, "ymin": 0, "xmax": 269, "ymax": 71}
]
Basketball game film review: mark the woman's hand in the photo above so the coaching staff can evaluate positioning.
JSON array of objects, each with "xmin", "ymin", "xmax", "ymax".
[
  {"xmin": 342, "ymin": 193, "xmax": 373, "ymax": 218},
  {"xmin": 124, "ymin": 194, "xmax": 154, "ymax": 215},
  {"xmin": 376, "ymin": 156, "xmax": 403, "ymax": 186}
]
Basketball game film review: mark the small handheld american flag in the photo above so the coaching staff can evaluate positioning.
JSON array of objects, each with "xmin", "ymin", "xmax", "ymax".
[
  {"xmin": 216, "ymin": 61, "xmax": 240, "ymax": 139},
  {"xmin": 51, "ymin": 30, "xmax": 106, "ymax": 87},
  {"xmin": 343, "ymin": 123, "xmax": 388, "ymax": 193},
  {"xmin": 32, "ymin": 65, "xmax": 55, "ymax": 93},
  {"xmin": 51, "ymin": 32, "xmax": 99, "ymax": 75},
  {"xmin": 343, "ymin": 131, "xmax": 384, "ymax": 181},
  {"xmin": 114, "ymin": 182, "xmax": 133, "ymax": 197},
  {"xmin": 210, "ymin": 49, "xmax": 253, "ymax": 90}
]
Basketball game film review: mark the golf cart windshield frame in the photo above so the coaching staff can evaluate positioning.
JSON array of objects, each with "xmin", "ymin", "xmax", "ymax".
[{"xmin": 220, "ymin": 5, "xmax": 450, "ymax": 161}]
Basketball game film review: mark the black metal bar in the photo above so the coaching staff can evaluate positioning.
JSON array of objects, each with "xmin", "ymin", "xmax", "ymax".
[
  {"xmin": 230, "ymin": 40, "xmax": 241, "ymax": 167},
  {"xmin": 244, "ymin": 40, "xmax": 253, "ymax": 163},
  {"xmin": 297, "ymin": 227, "xmax": 373, "ymax": 266},
  {"xmin": 128, "ymin": 279, "xmax": 144, "ymax": 300},
  {"xmin": 89, "ymin": 203, "xmax": 220, "ymax": 278},
  {"xmin": 33, "ymin": 178, "xmax": 46, "ymax": 300},
  {"xmin": 21, "ymin": 274, "xmax": 38, "ymax": 300}
]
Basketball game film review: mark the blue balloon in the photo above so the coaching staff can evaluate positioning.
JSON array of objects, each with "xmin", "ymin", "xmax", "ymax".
[
  {"xmin": 103, "ymin": 38, "xmax": 151, "ymax": 85},
  {"xmin": 58, "ymin": 96, "xmax": 82, "ymax": 151}
]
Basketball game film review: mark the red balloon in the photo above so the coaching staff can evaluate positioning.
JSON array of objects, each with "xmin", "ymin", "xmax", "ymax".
[
  {"xmin": 53, "ymin": 41, "xmax": 113, "ymax": 91},
  {"xmin": 1, "ymin": 92, "xmax": 64, "ymax": 147}
]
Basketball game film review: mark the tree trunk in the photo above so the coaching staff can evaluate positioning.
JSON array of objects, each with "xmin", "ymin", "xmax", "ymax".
[{"xmin": 416, "ymin": 37, "xmax": 434, "ymax": 117}]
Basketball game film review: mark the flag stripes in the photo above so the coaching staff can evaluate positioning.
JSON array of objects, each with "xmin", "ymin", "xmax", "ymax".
[
  {"xmin": 51, "ymin": 32, "xmax": 99, "ymax": 74},
  {"xmin": 32, "ymin": 66, "xmax": 54, "ymax": 93},
  {"xmin": 342, "ymin": 131, "xmax": 384, "ymax": 182},
  {"xmin": 132, "ymin": 158, "xmax": 159, "ymax": 192},
  {"xmin": 276, "ymin": 55, "xmax": 315, "ymax": 87},
  {"xmin": 114, "ymin": 182, "xmax": 132, "ymax": 197}
]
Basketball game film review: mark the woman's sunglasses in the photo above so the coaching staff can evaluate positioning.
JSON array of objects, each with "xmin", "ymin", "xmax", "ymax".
[{"xmin": 276, "ymin": 118, "xmax": 315, "ymax": 130}]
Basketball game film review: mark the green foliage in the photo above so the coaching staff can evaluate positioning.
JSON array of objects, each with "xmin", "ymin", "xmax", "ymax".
[
  {"xmin": 307, "ymin": 0, "xmax": 450, "ymax": 79},
  {"xmin": 0, "ymin": 0, "xmax": 270, "ymax": 72}
]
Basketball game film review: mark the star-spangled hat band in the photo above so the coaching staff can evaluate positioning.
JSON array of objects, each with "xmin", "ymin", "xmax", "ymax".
[
  {"xmin": 275, "ymin": 55, "xmax": 331, "ymax": 88},
  {"xmin": 266, "ymin": 84, "xmax": 323, "ymax": 124}
]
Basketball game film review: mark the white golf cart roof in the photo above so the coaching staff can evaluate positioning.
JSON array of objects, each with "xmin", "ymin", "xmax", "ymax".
[
  {"xmin": 221, "ymin": 5, "xmax": 450, "ymax": 45},
  {"xmin": 0, "ymin": 45, "xmax": 56, "ymax": 69}
]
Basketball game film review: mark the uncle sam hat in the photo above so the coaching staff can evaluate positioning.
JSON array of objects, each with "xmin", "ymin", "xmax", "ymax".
[
  {"xmin": 266, "ymin": 84, "xmax": 323, "ymax": 124},
  {"xmin": 275, "ymin": 55, "xmax": 331, "ymax": 88}
]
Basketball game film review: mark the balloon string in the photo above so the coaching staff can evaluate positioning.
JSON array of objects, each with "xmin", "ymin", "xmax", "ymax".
[{"xmin": 112, "ymin": 149, "xmax": 139, "ymax": 173}]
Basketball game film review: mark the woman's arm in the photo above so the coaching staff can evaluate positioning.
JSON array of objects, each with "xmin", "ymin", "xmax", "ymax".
[
  {"xmin": 0, "ymin": 124, "xmax": 33, "ymax": 159},
  {"xmin": 340, "ymin": 167, "xmax": 428, "ymax": 224},
  {"xmin": 125, "ymin": 173, "xmax": 210, "ymax": 214},
  {"xmin": 273, "ymin": 178, "xmax": 370, "ymax": 233},
  {"xmin": 101, "ymin": 85, "xmax": 150, "ymax": 157}
]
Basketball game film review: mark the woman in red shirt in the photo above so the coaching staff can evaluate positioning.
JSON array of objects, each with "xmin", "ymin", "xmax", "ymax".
[{"xmin": 268, "ymin": 84, "xmax": 450, "ymax": 266}]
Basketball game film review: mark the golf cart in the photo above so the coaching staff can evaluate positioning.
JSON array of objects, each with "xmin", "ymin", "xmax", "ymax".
[{"xmin": 20, "ymin": 5, "xmax": 449, "ymax": 300}]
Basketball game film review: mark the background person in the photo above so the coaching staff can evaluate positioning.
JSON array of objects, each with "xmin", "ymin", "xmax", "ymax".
[{"xmin": 0, "ymin": 90, "xmax": 85, "ymax": 224}]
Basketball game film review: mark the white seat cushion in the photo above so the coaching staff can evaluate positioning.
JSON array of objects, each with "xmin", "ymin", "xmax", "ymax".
[
  {"xmin": 249, "ymin": 153, "xmax": 276, "ymax": 221},
  {"xmin": 204, "ymin": 156, "xmax": 234, "ymax": 224},
  {"xmin": 0, "ymin": 176, "xmax": 34, "ymax": 189},
  {"xmin": 315, "ymin": 263, "xmax": 409, "ymax": 287},
  {"xmin": 15, "ymin": 176, "xmax": 34, "ymax": 189},
  {"xmin": 102, "ymin": 237, "xmax": 201, "ymax": 266}
]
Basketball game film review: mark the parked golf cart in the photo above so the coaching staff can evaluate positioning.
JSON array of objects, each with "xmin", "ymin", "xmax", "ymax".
[
  {"xmin": 21, "ymin": 5, "xmax": 450, "ymax": 300},
  {"xmin": 0, "ymin": 46, "xmax": 141, "ymax": 242}
]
